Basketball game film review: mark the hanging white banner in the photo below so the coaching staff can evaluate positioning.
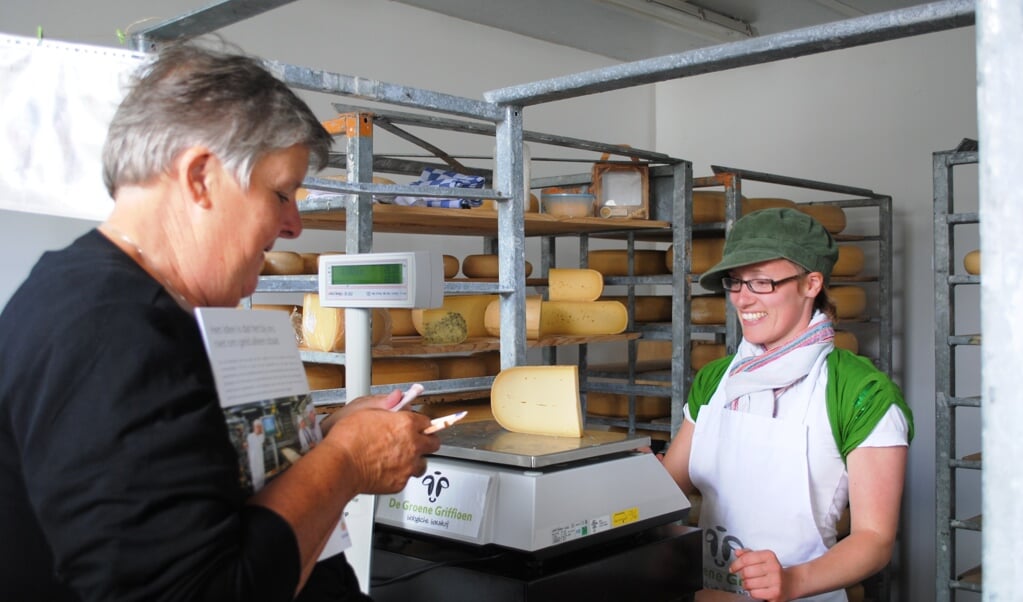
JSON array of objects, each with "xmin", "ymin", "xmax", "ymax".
[{"xmin": 0, "ymin": 34, "xmax": 145, "ymax": 221}]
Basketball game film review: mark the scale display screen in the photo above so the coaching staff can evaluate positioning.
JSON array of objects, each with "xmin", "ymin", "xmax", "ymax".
[
  {"xmin": 331, "ymin": 263, "xmax": 405, "ymax": 286},
  {"xmin": 317, "ymin": 252, "xmax": 444, "ymax": 309}
]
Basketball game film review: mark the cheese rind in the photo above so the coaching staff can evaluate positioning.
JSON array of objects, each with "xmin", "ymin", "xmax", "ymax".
[
  {"xmin": 548, "ymin": 268, "xmax": 604, "ymax": 302},
  {"xmin": 796, "ymin": 204, "xmax": 846, "ymax": 234},
  {"xmin": 262, "ymin": 251, "xmax": 304, "ymax": 275},
  {"xmin": 461, "ymin": 254, "xmax": 533, "ymax": 279},
  {"xmin": 443, "ymin": 255, "xmax": 459, "ymax": 279},
  {"xmin": 832, "ymin": 244, "xmax": 865, "ymax": 277},
  {"xmin": 301, "ymin": 294, "xmax": 390, "ymax": 351},
  {"xmin": 413, "ymin": 295, "xmax": 498, "ymax": 338},
  {"xmin": 963, "ymin": 249, "xmax": 981, "ymax": 275},
  {"xmin": 484, "ymin": 296, "xmax": 543, "ymax": 339},
  {"xmin": 414, "ymin": 309, "xmax": 469, "ymax": 345},
  {"xmin": 540, "ymin": 300, "xmax": 628, "ymax": 336},
  {"xmin": 588, "ymin": 249, "xmax": 667, "ymax": 276},
  {"xmin": 666, "ymin": 238, "xmax": 725, "ymax": 274},
  {"xmin": 491, "ymin": 365, "xmax": 583, "ymax": 437},
  {"xmin": 828, "ymin": 285, "xmax": 867, "ymax": 319}
]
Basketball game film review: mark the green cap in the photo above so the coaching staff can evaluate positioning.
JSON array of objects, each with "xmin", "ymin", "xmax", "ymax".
[{"xmin": 698, "ymin": 207, "xmax": 839, "ymax": 292}]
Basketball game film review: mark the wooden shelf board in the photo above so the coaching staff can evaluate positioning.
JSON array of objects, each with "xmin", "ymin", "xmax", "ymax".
[{"xmin": 300, "ymin": 204, "xmax": 670, "ymax": 237}]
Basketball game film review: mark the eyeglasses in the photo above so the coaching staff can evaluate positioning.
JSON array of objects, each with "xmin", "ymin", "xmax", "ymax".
[{"xmin": 720, "ymin": 273, "xmax": 804, "ymax": 294}]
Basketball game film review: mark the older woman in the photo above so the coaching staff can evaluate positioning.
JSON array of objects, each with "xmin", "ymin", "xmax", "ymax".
[
  {"xmin": 0, "ymin": 43, "xmax": 438, "ymax": 601},
  {"xmin": 661, "ymin": 208, "xmax": 913, "ymax": 602}
]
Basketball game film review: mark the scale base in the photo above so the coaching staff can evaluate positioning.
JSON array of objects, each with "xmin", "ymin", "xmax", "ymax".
[{"xmin": 370, "ymin": 522, "xmax": 702, "ymax": 602}]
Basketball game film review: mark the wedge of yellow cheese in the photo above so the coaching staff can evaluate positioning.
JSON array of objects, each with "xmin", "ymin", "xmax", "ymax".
[
  {"xmin": 491, "ymin": 365, "xmax": 583, "ymax": 437},
  {"xmin": 548, "ymin": 268, "xmax": 604, "ymax": 302}
]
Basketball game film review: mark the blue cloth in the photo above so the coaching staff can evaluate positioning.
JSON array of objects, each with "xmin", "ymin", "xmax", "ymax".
[{"xmin": 393, "ymin": 167, "xmax": 485, "ymax": 208}]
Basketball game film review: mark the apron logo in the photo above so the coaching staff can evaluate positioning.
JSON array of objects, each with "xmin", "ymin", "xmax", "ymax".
[
  {"xmin": 706, "ymin": 525, "xmax": 745, "ymax": 568},
  {"xmin": 421, "ymin": 470, "xmax": 450, "ymax": 502}
]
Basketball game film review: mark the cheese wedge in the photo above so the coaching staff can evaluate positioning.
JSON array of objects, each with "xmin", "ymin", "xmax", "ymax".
[
  {"xmin": 484, "ymin": 296, "xmax": 543, "ymax": 339},
  {"xmin": 491, "ymin": 365, "xmax": 583, "ymax": 437},
  {"xmin": 540, "ymin": 300, "xmax": 628, "ymax": 336},
  {"xmin": 548, "ymin": 268, "xmax": 604, "ymax": 302},
  {"xmin": 301, "ymin": 294, "xmax": 390, "ymax": 351}
]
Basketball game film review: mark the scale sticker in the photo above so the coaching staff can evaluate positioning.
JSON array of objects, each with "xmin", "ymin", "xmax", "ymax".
[
  {"xmin": 612, "ymin": 507, "xmax": 640, "ymax": 527},
  {"xmin": 550, "ymin": 515, "xmax": 614, "ymax": 545},
  {"xmin": 376, "ymin": 462, "xmax": 492, "ymax": 540}
]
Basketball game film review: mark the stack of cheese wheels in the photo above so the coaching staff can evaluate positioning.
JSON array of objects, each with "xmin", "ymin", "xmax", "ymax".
[
  {"xmin": 262, "ymin": 251, "xmax": 305, "ymax": 275},
  {"xmin": 963, "ymin": 249, "xmax": 981, "ymax": 275},
  {"xmin": 832, "ymin": 244, "xmax": 866, "ymax": 277},
  {"xmin": 411, "ymin": 294, "xmax": 498, "ymax": 345},
  {"xmin": 601, "ymin": 295, "xmax": 672, "ymax": 322},
  {"xmin": 305, "ymin": 363, "xmax": 343, "ymax": 390},
  {"xmin": 690, "ymin": 193, "xmax": 797, "ymax": 223},
  {"xmin": 666, "ymin": 237, "xmax": 725, "ymax": 275},
  {"xmin": 828, "ymin": 285, "xmax": 868, "ymax": 320},
  {"xmin": 542, "ymin": 268, "xmax": 627, "ymax": 336},
  {"xmin": 461, "ymin": 254, "xmax": 533, "ymax": 279},
  {"xmin": 491, "ymin": 365, "xmax": 583, "ymax": 437},
  {"xmin": 834, "ymin": 330, "xmax": 859, "ymax": 353},
  {"xmin": 588, "ymin": 249, "xmax": 667, "ymax": 276},
  {"xmin": 301, "ymin": 293, "xmax": 391, "ymax": 352},
  {"xmin": 796, "ymin": 204, "xmax": 846, "ymax": 234},
  {"xmin": 586, "ymin": 392, "xmax": 669, "ymax": 420}
]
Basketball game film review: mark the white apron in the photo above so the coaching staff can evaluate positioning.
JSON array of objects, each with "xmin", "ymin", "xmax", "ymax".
[{"xmin": 690, "ymin": 403, "xmax": 847, "ymax": 602}]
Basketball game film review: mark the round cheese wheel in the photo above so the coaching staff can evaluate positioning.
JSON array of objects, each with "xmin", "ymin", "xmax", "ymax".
[
  {"xmin": 443, "ymin": 254, "xmax": 459, "ymax": 279},
  {"xmin": 589, "ymin": 249, "xmax": 667, "ymax": 276},
  {"xmin": 742, "ymin": 197, "xmax": 797, "ymax": 214},
  {"xmin": 262, "ymin": 251, "xmax": 304, "ymax": 275},
  {"xmin": 602, "ymin": 296, "xmax": 672, "ymax": 322},
  {"xmin": 388, "ymin": 308, "xmax": 417, "ymax": 337},
  {"xmin": 963, "ymin": 249, "xmax": 981, "ymax": 275},
  {"xmin": 304, "ymin": 363, "xmax": 343, "ymax": 390},
  {"xmin": 828, "ymin": 285, "xmax": 867, "ymax": 319},
  {"xmin": 834, "ymin": 330, "xmax": 859, "ymax": 353},
  {"xmin": 693, "ymin": 191, "xmax": 727, "ymax": 224},
  {"xmin": 691, "ymin": 341, "xmax": 727, "ymax": 371},
  {"xmin": 832, "ymin": 244, "xmax": 865, "ymax": 277},
  {"xmin": 691, "ymin": 296, "xmax": 726, "ymax": 324},
  {"xmin": 484, "ymin": 296, "xmax": 543, "ymax": 339},
  {"xmin": 435, "ymin": 355, "xmax": 489, "ymax": 379},
  {"xmin": 549, "ymin": 268, "xmax": 604, "ymax": 302},
  {"xmin": 461, "ymin": 254, "xmax": 534, "ymax": 279},
  {"xmin": 301, "ymin": 294, "xmax": 390, "ymax": 352},
  {"xmin": 796, "ymin": 204, "xmax": 846, "ymax": 234},
  {"xmin": 637, "ymin": 340, "xmax": 673, "ymax": 362},
  {"xmin": 586, "ymin": 392, "xmax": 670, "ymax": 420},
  {"xmin": 539, "ymin": 300, "xmax": 628, "ymax": 336},
  {"xmin": 666, "ymin": 238, "xmax": 726, "ymax": 275},
  {"xmin": 300, "ymin": 252, "xmax": 320, "ymax": 275},
  {"xmin": 372, "ymin": 358, "xmax": 439, "ymax": 386},
  {"xmin": 411, "ymin": 309, "xmax": 468, "ymax": 344}
]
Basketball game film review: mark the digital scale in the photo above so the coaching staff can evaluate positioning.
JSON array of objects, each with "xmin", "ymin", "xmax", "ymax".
[{"xmin": 370, "ymin": 421, "xmax": 702, "ymax": 601}]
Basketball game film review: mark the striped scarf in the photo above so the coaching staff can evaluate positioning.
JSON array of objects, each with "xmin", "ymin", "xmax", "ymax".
[{"xmin": 724, "ymin": 312, "xmax": 835, "ymax": 416}]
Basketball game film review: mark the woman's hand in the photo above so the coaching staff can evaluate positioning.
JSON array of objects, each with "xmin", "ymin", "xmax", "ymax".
[{"xmin": 729, "ymin": 548, "xmax": 790, "ymax": 602}]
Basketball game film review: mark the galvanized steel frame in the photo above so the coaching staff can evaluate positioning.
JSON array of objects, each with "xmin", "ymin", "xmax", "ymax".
[{"xmin": 933, "ymin": 148, "xmax": 980, "ymax": 601}]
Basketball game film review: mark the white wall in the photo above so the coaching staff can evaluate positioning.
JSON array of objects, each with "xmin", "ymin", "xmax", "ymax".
[
  {"xmin": 653, "ymin": 27, "xmax": 979, "ymax": 601},
  {"xmin": 0, "ymin": 0, "xmax": 654, "ymax": 308}
]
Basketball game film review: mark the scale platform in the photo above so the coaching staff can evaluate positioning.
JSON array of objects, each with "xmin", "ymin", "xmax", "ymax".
[{"xmin": 374, "ymin": 420, "xmax": 690, "ymax": 555}]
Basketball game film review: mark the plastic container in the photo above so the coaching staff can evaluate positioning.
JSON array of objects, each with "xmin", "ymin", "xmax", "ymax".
[{"xmin": 541, "ymin": 192, "xmax": 595, "ymax": 218}]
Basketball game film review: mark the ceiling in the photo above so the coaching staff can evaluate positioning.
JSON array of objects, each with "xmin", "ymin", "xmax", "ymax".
[{"xmin": 392, "ymin": 0, "xmax": 930, "ymax": 62}]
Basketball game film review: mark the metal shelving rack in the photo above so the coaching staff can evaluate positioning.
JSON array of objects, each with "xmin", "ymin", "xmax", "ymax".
[{"xmin": 933, "ymin": 146, "xmax": 981, "ymax": 601}]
